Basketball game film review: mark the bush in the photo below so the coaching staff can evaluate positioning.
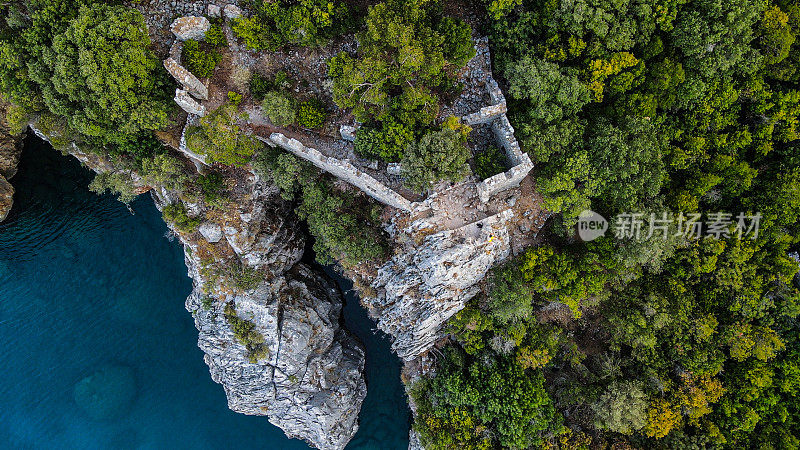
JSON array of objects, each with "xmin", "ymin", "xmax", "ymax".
[
  {"xmin": 182, "ymin": 39, "xmax": 222, "ymax": 78},
  {"xmin": 197, "ymin": 172, "xmax": 227, "ymax": 208},
  {"xmin": 162, "ymin": 202, "xmax": 201, "ymax": 233},
  {"xmin": 43, "ymin": 4, "xmax": 172, "ymax": 142},
  {"xmin": 261, "ymin": 91, "xmax": 296, "ymax": 126},
  {"xmin": 253, "ymin": 148, "xmax": 388, "ymax": 266},
  {"xmin": 185, "ymin": 103, "xmax": 262, "ymax": 166},
  {"xmin": 296, "ymin": 180, "xmax": 388, "ymax": 266},
  {"xmin": 231, "ymin": 0, "xmax": 346, "ymax": 50},
  {"xmin": 224, "ymin": 302, "xmax": 269, "ymax": 363},
  {"xmin": 402, "ymin": 129, "xmax": 471, "ymax": 192},
  {"xmin": 113, "ymin": 133, "xmax": 165, "ymax": 163},
  {"xmin": 354, "ymin": 122, "xmax": 413, "ymax": 162},
  {"xmin": 204, "ymin": 23, "xmax": 227, "ymax": 47},
  {"xmin": 89, "ymin": 171, "xmax": 137, "ymax": 204},
  {"xmin": 296, "ymin": 99, "xmax": 327, "ymax": 129},
  {"xmin": 140, "ymin": 152, "xmax": 190, "ymax": 192},
  {"xmin": 474, "ymin": 146, "xmax": 507, "ymax": 179}
]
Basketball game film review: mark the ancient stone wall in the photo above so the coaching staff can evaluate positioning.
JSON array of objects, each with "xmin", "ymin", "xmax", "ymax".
[
  {"xmin": 462, "ymin": 102, "xmax": 507, "ymax": 126},
  {"xmin": 175, "ymin": 89, "xmax": 206, "ymax": 116},
  {"xmin": 468, "ymin": 74, "xmax": 533, "ymax": 202},
  {"xmin": 263, "ymin": 133, "xmax": 414, "ymax": 212}
]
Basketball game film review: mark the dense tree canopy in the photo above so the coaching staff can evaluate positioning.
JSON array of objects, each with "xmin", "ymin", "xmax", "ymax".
[
  {"xmin": 0, "ymin": 1, "xmax": 172, "ymax": 143},
  {"xmin": 414, "ymin": 0, "xmax": 800, "ymax": 447}
]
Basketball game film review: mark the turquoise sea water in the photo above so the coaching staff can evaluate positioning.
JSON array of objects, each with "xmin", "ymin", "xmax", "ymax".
[{"xmin": 0, "ymin": 135, "xmax": 409, "ymax": 449}]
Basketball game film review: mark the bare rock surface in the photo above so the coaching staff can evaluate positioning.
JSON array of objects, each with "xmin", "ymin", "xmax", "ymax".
[
  {"xmin": 28, "ymin": 124, "xmax": 368, "ymax": 450},
  {"xmin": 0, "ymin": 174, "xmax": 13, "ymax": 221}
]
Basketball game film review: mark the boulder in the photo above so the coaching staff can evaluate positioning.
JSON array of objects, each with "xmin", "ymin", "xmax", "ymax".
[
  {"xmin": 174, "ymin": 89, "xmax": 206, "ymax": 116},
  {"xmin": 208, "ymin": 4, "xmax": 222, "ymax": 18},
  {"xmin": 224, "ymin": 4, "xmax": 243, "ymax": 19},
  {"xmin": 164, "ymin": 58, "xmax": 209, "ymax": 100},
  {"xmin": 170, "ymin": 16, "xmax": 210, "ymax": 41},
  {"xmin": 198, "ymin": 222, "xmax": 223, "ymax": 243}
]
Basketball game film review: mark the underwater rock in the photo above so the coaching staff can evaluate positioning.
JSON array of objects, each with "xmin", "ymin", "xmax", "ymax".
[{"xmin": 73, "ymin": 365, "xmax": 136, "ymax": 421}]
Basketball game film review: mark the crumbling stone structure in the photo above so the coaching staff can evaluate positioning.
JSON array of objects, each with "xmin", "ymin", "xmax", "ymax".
[
  {"xmin": 469, "ymin": 79, "xmax": 534, "ymax": 202},
  {"xmin": 262, "ymin": 133, "xmax": 414, "ymax": 212},
  {"xmin": 164, "ymin": 57, "xmax": 209, "ymax": 100},
  {"xmin": 175, "ymin": 89, "xmax": 206, "ymax": 116}
]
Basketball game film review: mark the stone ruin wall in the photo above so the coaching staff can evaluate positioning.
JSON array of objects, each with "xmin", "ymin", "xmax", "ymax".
[
  {"xmin": 468, "ymin": 79, "xmax": 534, "ymax": 203},
  {"xmin": 261, "ymin": 134, "xmax": 415, "ymax": 212}
]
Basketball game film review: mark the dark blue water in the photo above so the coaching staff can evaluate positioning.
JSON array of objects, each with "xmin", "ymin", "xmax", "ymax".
[{"xmin": 0, "ymin": 135, "xmax": 409, "ymax": 449}]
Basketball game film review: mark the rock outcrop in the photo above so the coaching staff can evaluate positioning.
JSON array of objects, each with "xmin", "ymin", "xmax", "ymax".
[
  {"xmin": 28, "ymin": 123, "xmax": 368, "ymax": 450},
  {"xmin": 369, "ymin": 210, "xmax": 514, "ymax": 360},
  {"xmin": 0, "ymin": 106, "xmax": 22, "ymax": 221},
  {"xmin": 170, "ymin": 179, "xmax": 367, "ymax": 449},
  {"xmin": 0, "ymin": 175, "xmax": 13, "ymax": 221}
]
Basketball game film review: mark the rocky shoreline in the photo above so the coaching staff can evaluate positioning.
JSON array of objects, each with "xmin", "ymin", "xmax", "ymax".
[{"xmin": 21, "ymin": 125, "xmax": 369, "ymax": 449}]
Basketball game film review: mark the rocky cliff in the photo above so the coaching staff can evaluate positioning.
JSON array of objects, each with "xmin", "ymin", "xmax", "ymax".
[
  {"xmin": 0, "ymin": 101, "xmax": 22, "ymax": 221},
  {"xmin": 159, "ymin": 178, "xmax": 368, "ymax": 450},
  {"xmin": 27, "ymin": 126, "xmax": 367, "ymax": 450}
]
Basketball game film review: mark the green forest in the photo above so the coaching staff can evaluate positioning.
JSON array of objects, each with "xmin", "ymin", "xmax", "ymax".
[
  {"xmin": 2, "ymin": 0, "xmax": 800, "ymax": 448},
  {"xmin": 411, "ymin": 0, "xmax": 800, "ymax": 448}
]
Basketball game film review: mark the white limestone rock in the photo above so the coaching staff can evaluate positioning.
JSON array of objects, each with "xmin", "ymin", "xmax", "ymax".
[
  {"xmin": 224, "ymin": 4, "xmax": 243, "ymax": 19},
  {"xmin": 198, "ymin": 222, "xmax": 223, "ymax": 243},
  {"xmin": 174, "ymin": 89, "xmax": 206, "ymax": 116},
  {"xmin": 170, "ymin": 16, "xmax": 210, "ymax": 41}
]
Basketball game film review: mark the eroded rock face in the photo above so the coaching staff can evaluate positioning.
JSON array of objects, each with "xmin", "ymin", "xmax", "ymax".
[
  {"xmin": 369, "ymin": 210, "xmax": 514, "ymax": 361},
  {"xmin": 0, "ymin": 174, "xmax": 13, "ymax": 221},
  {"xmin": 158, "ymin": 177, "xmax": 365, "ymax": 450},
  {"xmin": 185, "ymin": 263, "xmax": 366, "ymax": 450}
]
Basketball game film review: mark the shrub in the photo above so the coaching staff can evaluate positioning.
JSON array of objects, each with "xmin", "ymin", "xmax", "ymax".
[
  {"xmin": 261, "ymin": 91, "xmax": 296, "ymax": 126},
  {"xmin": 474, "ymin": 146, "xmax": 507, "ymax": 179},
  {"xmin": 204, "ymin": 23, "xmax": 227, "ymax": 47},
  {"xmin": 224, "ymin": 302, "xmax": 269, "ymax": 363},
  {"xmin": 114, "ymin": 133, "xmax": 164, "ymax": 162},
  {"xmin": 197, "ymin": 172, "xmax": 227, "ymax": 208},
  {"xmin": 185, "ymin": 103, "xmax": 262, "ymax": 166},
  {"xmin": 140, "ymin": 152, "xmax": 190, "ymax": 192},
  {"xmin": 296, "ymin": 99, "xmax": 327, "ymax": 129},
  {"xmin": 297, "ymin": 180, "xmax": 388, "ymax": 266},
  {"xmin": 89, "ymin": 171, "xmax": 137, "ymax": 204},
  {"xmin": 162, "ymin": 202, "xmax": 201, "ymax": 233},
  {"xmin": 182, "ymin": 39, "xmax": 222, "ymax": 78},
  {"xmin": 249, "ymin": 73, "xmax": 272, "ymax": 101},
  {"xmin": 402, "ymin": 129, "xmax": 471, "ymax": 193},
  {"xmin": 41, "ymin": 4, "xmax": 171, "ymax": 142},
  {"xmin": 230, "ymin": 66, "xmax": 252, "ymax": 93},
  {"xmin": 231, "ymin": 0, "xmax": 345, "ymax": 50},
  {"xmin": 354, "ymin": 122, "xmax": 413, "ymax": 162}
]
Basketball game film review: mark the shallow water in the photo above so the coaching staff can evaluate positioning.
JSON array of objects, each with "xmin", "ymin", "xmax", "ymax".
[{"xmin": 0, "ymin": 135, "xmax": 409, "ymax": 449}]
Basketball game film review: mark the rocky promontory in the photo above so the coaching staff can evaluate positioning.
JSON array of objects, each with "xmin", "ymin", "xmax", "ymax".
[{"xmin": 28, "ymin": 123, "xmax": 368, "ymax": 450}]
